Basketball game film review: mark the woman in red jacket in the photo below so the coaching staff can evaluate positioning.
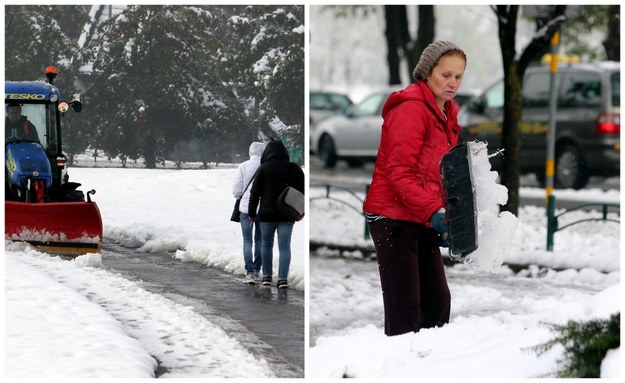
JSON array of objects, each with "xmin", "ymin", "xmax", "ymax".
[{"xmin": 363, "ymin": 41, "xmax": 467, "ymax": 336}]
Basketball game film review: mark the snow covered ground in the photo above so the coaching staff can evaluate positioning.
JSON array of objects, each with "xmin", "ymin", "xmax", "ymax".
[
  {"xmin": 3, "ymin": 151, "xmax": 621, "ymax": 379},
  {"xmin": 309, "ymin": 146, "xmax": 621, "ymax": 378},
  {"xmin": 4, "ymin": 156, "xmax": 304, "ymax": 378},
  {"xmin": 310, "ymin": 257, "xmax": 620, "ymax": 378}
]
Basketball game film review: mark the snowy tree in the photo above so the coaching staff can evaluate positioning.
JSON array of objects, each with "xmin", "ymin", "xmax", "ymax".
[
  {"xmin": 221, "ymin": 5, "xmax": 305, "ymax": 143},
  {"xmin": 83, "ymin": 5, "xmax": 249, "ymax": 168},
  {"xmin": 6, "ymin": 5, "xmax": 305, "ymax": 167},
  {"xmin": 5, "ymin": 5, "xmax": 87, "ymax": 80}
]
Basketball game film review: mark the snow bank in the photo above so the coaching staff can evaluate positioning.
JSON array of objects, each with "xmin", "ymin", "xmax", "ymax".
[
  {"xmin": 5, "ymin": 249, "xmax": 158, "ymax": 378},
  {"xmin": 6, "ymin": 245, "xmax": 276, "ymax": 378}
]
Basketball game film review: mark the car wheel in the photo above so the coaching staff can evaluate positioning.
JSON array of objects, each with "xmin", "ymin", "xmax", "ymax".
[
  {"xmin": 555, "ymin": 144, "xmax": 588, "ymax": 189},
  {"xmin": 318, "ymin": 135, "xmax": 337, "ymax": 168},
  {"xmin": 346, "ymin": 159, "xmax": 364, "ymax": 168},
  {"xmin": 535, "ymin": 171, "xmax": 546, "ymax": 187}
]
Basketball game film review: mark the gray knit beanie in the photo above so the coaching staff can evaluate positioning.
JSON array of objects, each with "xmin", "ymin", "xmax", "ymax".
[{"xmin": 413, "ymin": 41, "xmax": 464, "ymax": 81}]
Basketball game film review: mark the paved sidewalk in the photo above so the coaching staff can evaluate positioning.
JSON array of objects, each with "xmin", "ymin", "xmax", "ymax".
[{"xmin": 102, "ymin": 243, "xmax": 304, "ymax": 378}]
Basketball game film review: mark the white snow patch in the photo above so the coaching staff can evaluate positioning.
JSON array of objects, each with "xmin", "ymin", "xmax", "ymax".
[{"xmin": 463, "ymin": 141, "xmax": 519, "ymax": 271}]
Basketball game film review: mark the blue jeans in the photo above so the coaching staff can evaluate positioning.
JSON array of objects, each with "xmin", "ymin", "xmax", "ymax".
[
  {"xmin": 259, "ymin": 221, "xmax": 294, "ymax": 280},
  {"xmin": 239, "ymin": 213, "xmax": 262, "ymax": 274}
]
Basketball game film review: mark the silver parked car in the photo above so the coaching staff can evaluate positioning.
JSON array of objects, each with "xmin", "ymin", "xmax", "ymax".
[
  {"xmin": 309, "ymin": 91, "xmax": 353, "ymax": 153},
  {"xmin": 311, "ymin": 87, "xmax": 400, "ymax": 168},
  {"xmin": 312, "ymin": 86, "xmax": 479, "ymax": 168}
]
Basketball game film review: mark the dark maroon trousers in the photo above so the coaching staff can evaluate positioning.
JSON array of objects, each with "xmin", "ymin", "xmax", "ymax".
[{"xmin": 368, "ymin": 218, "xmax": 451, "ymax": 336}]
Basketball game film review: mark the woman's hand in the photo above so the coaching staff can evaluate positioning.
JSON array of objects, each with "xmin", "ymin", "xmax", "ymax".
[{"xmin": 431, "ymin": 209, "xmax": 449, "ymax": 247}]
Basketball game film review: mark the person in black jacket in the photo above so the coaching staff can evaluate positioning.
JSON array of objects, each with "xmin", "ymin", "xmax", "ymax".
[
  {"xmin": 5, "ymin": 104, "xmax": 40, "ymax": 142},
  {"xmin": 248, "ymin": 139, "xmax": 305, "ymax": 289}
]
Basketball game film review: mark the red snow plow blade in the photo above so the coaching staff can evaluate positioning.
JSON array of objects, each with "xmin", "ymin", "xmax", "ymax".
[{"xmin": 5, "ymin": 201, "xmax": 103, "ymax": 256}]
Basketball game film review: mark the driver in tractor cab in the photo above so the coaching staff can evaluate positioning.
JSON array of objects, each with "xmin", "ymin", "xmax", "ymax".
[{"xmin": 5, "ymin": 103, "xmax": 40, "ymax": 143}]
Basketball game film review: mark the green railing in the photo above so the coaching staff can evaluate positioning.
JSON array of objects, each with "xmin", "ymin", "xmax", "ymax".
[
  {"xmin": 310, "ymin": 184, "xmax": 370, "ymax": 240},
  {"xmin": 546, "ymin": 194, "xmax": 620, "ymax": 251}
]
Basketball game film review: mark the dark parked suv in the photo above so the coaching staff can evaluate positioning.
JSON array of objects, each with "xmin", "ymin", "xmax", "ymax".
[{"xmin": 459, "ymin": 61, "xmax": 620, "ymax": 189}]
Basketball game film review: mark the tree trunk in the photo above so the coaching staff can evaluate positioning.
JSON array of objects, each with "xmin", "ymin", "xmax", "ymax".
[
  {"xmin": 384, "ymin": 5, "xmax": 405, "ymax": 85},
  {"xmin": 410, "ymin": 4, "xmax": 435, "ymax": 80},
  {"xmin": 497, "ymin": 5, "xmax": 522, "ymax": 216},
  {"xmin": 500, "ymin": 65, "xmax": 523, "ymax": 216},
  {"xmin": 384, "ymin": 5, "xmax": 434, "ymax": 85},
  {"xmin": 603, "ymin": 4, "xmax": 620, "ymax": 61},
  {"xmin": 143, "ymin": 133, "xmax": 157, "ymax": 169}
]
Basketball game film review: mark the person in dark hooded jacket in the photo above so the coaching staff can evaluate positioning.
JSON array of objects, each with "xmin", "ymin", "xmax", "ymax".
[
  {"xmin": 363, "ymin": 41, "xmax": 467, "ymax": 336},
  {"xmin": 248, "ymin": 139, "xmax": 304, "ymax": 289}
]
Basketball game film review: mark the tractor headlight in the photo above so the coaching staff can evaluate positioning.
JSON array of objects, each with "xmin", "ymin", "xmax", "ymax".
[
  {"xmin": 50, "ymin": 93, "xmax": 58, "ymax": 103},
  {"xmin": 58, "ymin": 101, "xmax": 69, "ymax": 113}
]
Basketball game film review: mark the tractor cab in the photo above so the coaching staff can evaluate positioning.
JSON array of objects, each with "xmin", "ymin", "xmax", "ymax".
[{"xmin": 5, "ymin": 67, "xmax": 83, "ymax": 202}]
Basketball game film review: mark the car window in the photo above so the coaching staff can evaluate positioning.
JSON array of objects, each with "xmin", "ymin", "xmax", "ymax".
[
  {"xmin": 310, "ymin": 93, "xmax": 352, "ymax": 111},
  {"xmin": 328, "ymin": 94, "xmax": 352, "ymax": 110},
  {"xmin": 310, "ymin": 93, "xmax": 329, "ymax": 109},
  {"xmin": 559, "ymin": 71, "xmax": 602, "ymax": 108},
  {"xmin": 352, "ymin": 93, "xmax": 386, "ymax": 117},
  {"xmin": 611, "ymin": 72, "xmax": 620, "ymax": 107},
  {"xmin": 523, "ymin": 72, "xmax": 552, "ymax": 107},
  {"xmin": 484, "ymin": 81, "xmax": 504, "ymax": 110}
]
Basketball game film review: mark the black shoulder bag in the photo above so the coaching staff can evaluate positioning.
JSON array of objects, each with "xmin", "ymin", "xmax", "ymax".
[{"xmin": 231, "ymin": 171, "xmax": 257, "ymax": 222}]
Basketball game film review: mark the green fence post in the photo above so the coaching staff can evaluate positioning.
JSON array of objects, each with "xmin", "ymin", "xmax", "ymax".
[{"xmin": 546, "ymin": 194, "xmax": 556, "ymax": 251}]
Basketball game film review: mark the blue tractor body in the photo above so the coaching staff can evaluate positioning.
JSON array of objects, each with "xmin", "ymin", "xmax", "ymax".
[{"xmin": 5, "ymin": 141, "xmax": 53, "ymax": 190}]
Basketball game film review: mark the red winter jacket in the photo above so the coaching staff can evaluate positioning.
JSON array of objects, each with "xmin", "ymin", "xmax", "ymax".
[{"xmin": 363, "ymin": 81, "xmax": 461, "ymax": 226}]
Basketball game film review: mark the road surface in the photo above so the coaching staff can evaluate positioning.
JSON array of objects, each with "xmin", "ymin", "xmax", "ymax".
[{"xmin": 101, "ymin": 242, "xmax": 304, "ymax": 378}]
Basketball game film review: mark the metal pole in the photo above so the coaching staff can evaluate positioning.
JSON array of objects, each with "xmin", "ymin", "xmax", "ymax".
[
  {"xmin": 545, "ymin": 31, "xmax": 559, "ymax": 202},
  {"xmin": 545, "ymin": 31, "xmax": 559, "ymax": 251}
]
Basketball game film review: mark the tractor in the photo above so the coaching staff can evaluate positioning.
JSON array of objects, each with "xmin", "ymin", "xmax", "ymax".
[{"xmin": 5, "ymin": 66, "xmax": 102, "ymax": 255}]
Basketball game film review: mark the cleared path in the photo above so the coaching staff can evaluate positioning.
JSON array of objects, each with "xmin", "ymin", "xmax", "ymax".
[{"xmin": 102, "ymin": 243, "xmax": 304, "ymax": 378}]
